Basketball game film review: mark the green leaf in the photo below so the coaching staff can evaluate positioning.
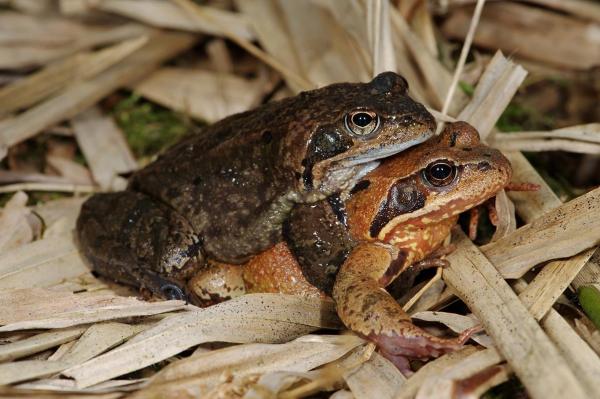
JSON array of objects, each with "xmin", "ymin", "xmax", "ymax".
[
  {"xmin": 579, "ymin": 285, "xmax": 600, "ymax": 330},
  {"xmin": 458, "ymin": 81, "xmax": 475, "ymax": 96}
]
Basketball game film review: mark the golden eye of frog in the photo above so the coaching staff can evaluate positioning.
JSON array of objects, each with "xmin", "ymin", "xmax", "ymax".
[{"xmin": 77, "ymin": 72, "xmax": 436, "ymax": 303}]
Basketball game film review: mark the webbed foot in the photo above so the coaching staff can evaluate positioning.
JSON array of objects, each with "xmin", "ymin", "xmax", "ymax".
[{"xmin": 371, "ymin": 323, "xmax": 480, "ymax": 375}]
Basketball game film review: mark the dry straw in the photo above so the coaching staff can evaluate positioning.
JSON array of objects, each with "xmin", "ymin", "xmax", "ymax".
[{"xmin": 0, "ymin": 1, "xmax": 599, "ymax": 398}]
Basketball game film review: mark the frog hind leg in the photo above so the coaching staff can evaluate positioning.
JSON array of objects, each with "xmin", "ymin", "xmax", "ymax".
[
  {"xmin": 332, "ymin": 243, "xmax": 476, "ymax": 375},
  {"xmin": 76, "ymin": 191, "xmax": 205, "ymax": 302}
]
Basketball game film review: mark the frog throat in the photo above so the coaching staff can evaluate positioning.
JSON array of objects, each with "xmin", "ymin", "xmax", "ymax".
[{"xmin": 306, "ymin": 133, "xmax": 433, "ymax": 196}]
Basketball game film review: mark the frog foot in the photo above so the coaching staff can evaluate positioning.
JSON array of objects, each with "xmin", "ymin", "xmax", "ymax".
[
  {"xmin": 370, "ymin": 324, "xmax": 480, "ymax": 375},
  {"xmin": 334, "ymin": 271, "xmax": 477, "ymax": 374},
  {"xmin": 469, "ymin": 182, "xmax": 539, "ymax": 239},
  {"xmin": 386, "ymin": 246, "xmax": 453, "ymax": 299},
  {"xmin": 140, "ymin": 271, "xmax": 190, "ymax": 303}
]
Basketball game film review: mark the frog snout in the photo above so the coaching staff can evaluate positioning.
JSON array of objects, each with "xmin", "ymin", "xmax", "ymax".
[{"xmin": 489, "ymin": 150, "xmax": 513, "ymax": 183}]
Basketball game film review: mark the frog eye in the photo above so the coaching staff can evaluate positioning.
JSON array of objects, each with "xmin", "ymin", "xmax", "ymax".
[
  {"xmin": 423, "ymin": 161, "xmax": 457, "ymax": 187},
  {"xmin": 345, "ymin": 110, "xmax": 380, "ymax": 136}
]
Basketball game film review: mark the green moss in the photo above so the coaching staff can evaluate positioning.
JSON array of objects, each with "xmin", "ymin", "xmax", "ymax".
[
  {"xmin": 496, "ymin": 102, "xmax": 555, "ymax": 133},
  {"xmin": 496, "ymin": 103, "xmax": 528, "ymax": 132},
  {"xmin": 112, "ymin": 94, "xmax": 192, "ymax": 158},
  {"xmin": 579, "ymin": 285, "xmax": 600, "ymax": 330}
]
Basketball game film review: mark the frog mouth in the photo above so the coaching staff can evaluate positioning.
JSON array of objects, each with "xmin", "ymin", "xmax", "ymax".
[
  {"xmin": 313, "ymin": 135, "xmax": 432, "ymax": 194},
  {"xmin": 319, "ymin": 161, "xmax": 380, "ymax": 195}
]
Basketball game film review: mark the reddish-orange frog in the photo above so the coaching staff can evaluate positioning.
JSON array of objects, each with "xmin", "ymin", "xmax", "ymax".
[
  {"xmin": 332, "ymin": 121, "xmax": 511, "ymax": 372},
  {"xmin": 191, "ymin": 122, "xmax": 512, "ymax": 373}
]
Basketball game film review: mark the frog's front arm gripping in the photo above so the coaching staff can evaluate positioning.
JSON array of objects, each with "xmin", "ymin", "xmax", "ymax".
[{"xmin": 332, "ymin": 243, "xmax": 477, "ymax": 374}]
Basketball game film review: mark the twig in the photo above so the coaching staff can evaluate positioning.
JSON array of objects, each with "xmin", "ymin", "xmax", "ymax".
[
  {"xmin": 172, "ymin": 0, "xmax": 313, "ymax": 92},
  {"xmin": 0, "ymin": 183, "xmax": 97, "ymax": 194},
  {"xmin": 441, "ymin": 0, "xmax": 486, "ymax": 117},
  {"xmin": 403, "ymin": 267, "xmax": 442, "ymax": 312}
]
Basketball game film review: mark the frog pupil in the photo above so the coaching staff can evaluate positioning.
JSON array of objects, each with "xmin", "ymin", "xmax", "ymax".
[
  {"xmin": 430, "ymin": 163, "xmax": 451, "ymax": 180},
  {"xmin": 424, "ymin": 161, "xmax": 456, "ymax": 187},
  {"xmin": 352, "ymin": 112, "xmax": 372, "ymax": 127}
]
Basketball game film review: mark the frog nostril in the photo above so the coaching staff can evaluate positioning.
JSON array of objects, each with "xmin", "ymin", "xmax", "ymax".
[
  {"xmin": 477, "ymin": 161, "xmax": 492, "ymax": 171},
  {"xmin": 449, "ymin": 132, "xmax": 459, "ymax": 147},
  {"xmin": 399, "ymin": 115, "xmax": 415, "ymax": 126}
]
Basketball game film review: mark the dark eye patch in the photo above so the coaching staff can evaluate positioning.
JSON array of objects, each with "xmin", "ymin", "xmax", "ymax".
[
  {"xmin": 302, "ymin": 128, "xmax": 353, "ymax": 189},
  {"xmin": 350, "ymin": 179, "xmax": 370, "ymax": 195},
  {"xmin": 369, "ymin": 178, "xmax": 425, "ymax": 237}
]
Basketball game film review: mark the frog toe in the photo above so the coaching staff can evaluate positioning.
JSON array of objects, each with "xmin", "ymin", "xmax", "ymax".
[
  {"xmin": 373, "ymin": 324, "xmax": 471, "ymax": 356},
  {"xmin": 160, "ymin": 283, "xmax": 188, "ymax": 302},
  {"xmin": 140, "ymin": 271, "xmax": 190, "ymax": 303},
  {"xmin": 370, "ymin": 322, "xmax": 478, "ymax": 374},
  {"xmin": 368, "ymin": 323, "xmax": 468, "ymax": 377}
]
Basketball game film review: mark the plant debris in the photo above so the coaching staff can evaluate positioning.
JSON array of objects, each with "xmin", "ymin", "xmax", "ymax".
[{"xmin": 0, "ymin": 1, "xmax": 599, "ymax": 398}]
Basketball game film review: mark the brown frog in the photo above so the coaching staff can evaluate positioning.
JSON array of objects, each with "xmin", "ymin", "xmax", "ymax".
[
  {"xmin": 76, "ymin": 72, "xmax": 436, "ymax": 301},
  {"xmin": 235, "ymin": 122, "xmax": 512, "ymax": 373}
]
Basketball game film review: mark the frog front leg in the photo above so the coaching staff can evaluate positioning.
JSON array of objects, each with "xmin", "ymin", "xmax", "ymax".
[
  {"xmin": 76, "ymin": 191, "xmax": 205, "ymax": 302},
  {"xmin": 332, "ymin": 242, "xmax": 476, "ymax": 374}
]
